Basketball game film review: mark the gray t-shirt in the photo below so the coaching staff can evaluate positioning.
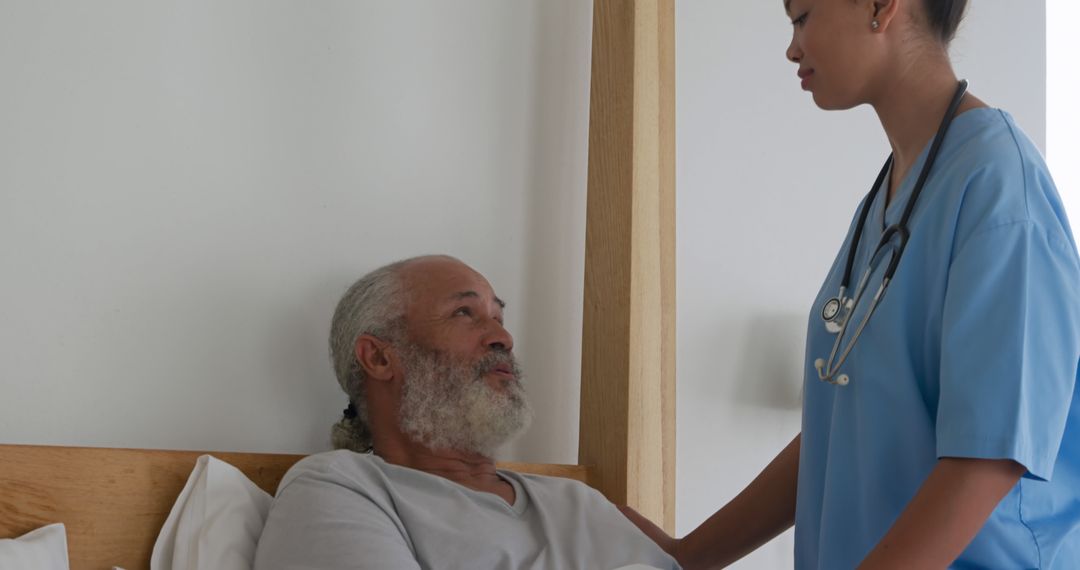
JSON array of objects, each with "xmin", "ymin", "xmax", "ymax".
[{"xmin": 253, "ymin": 450, "xmax": 680, "ymax": 570}]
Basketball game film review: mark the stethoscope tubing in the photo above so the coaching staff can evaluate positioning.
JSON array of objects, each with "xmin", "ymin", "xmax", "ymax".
[{"xmin": 817, "ymin": 80, "xmax": 969, "ymax": 386}]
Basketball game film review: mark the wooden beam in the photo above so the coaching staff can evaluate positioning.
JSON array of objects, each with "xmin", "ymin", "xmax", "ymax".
[{"xmin": 579, "ymin": 0, "xmax": 676, "ymax": 533}]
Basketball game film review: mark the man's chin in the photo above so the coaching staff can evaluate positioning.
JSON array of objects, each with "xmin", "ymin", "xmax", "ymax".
[
  {"xmin": 476, "ymin": 404, "xmax": 534, "ymax": 457},
  {"xmin": 406, "ymin": 401, "xmax": 533, "ymax": 459}
]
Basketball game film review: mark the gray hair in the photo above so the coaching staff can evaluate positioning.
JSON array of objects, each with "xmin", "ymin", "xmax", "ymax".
[
  {"xmin": 328, "ymin": 260, "xmax": 409, "ymax": 452},
  {"xmin": 328, "ymin": 255, "xmax": 458, "ymax": 452}
]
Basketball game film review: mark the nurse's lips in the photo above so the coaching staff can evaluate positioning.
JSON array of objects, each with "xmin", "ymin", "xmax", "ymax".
[{"xmin": 798, "ymin": 68, "xmax": 814, "ymax": 89}]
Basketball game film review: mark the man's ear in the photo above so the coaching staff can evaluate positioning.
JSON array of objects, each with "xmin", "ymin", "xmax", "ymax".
[
  {"xmin": 870, "ymin": 0, "xmax": 901, "ymax": 32},
  {"xmin": 355, "ymin": 334, "xmax": 395, "ymax": 382}
]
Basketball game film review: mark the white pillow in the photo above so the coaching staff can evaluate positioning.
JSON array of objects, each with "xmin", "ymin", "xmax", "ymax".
[
  {"xmin": 0, "ymin": 522, "xmax": 69, "ymax": 570},
  {"xmin": 151, "ymin": 455, "xmax": 273, "ymax": 570}
]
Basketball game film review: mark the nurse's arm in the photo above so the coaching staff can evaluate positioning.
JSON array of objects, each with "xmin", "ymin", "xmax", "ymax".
[
  {"xmin": 858, "ymin": 457, "xmax": 1026, "ymax": 569},
  {"xmin": 621, "ymin": 433, "xmax": 800, "ymax": 570}
]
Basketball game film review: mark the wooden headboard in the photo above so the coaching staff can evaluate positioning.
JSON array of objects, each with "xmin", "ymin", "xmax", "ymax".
[{"xmin": 0, "ymin": 443, "xmax": 587, "ymax": 570}]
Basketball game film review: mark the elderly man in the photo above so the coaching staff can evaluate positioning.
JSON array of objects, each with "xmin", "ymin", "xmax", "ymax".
[{"xmin": 253, "ymin": 255, "xmax": 679, "ymax": 570}]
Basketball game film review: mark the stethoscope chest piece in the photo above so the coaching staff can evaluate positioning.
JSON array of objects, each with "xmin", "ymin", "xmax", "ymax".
[{"xmin": 821, "ymin": 297, "xmax": 845, "ymax": 333}]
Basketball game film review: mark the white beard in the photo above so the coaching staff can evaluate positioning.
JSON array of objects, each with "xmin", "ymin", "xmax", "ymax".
[{"xmin": 397, "ymin": 344, "xmax": 532, "ymax": 458}]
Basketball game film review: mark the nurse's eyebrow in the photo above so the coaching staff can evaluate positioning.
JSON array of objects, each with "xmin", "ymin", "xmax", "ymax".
[
  {"xmin": 450, "ymin": 290, "xmax": 506, "ymax": 309},
  {"xmin": 784, "ymin": 0, "xmax": 793, "ymax": 14}
]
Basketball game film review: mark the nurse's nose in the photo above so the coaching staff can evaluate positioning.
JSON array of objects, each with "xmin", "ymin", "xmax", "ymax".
[{"xmin": 786, "ymin": 34, "xmax": 802, "ymax": 64}]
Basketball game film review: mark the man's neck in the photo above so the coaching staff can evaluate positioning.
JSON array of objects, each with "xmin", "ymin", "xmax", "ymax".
[{"xmin": 375, "ymin": 440, "xmax": 516, "ymax": 504}]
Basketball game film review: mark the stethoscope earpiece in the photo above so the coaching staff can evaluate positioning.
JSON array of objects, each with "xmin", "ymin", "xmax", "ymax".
[{"xmin": 815, "ymin": 358, "xmax": 849, "ymax": 386}]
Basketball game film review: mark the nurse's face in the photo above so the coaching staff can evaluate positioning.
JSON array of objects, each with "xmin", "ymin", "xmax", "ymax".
[{"xmin": 784, "ymin": 0, "xmax": 880, "ymax": 110}]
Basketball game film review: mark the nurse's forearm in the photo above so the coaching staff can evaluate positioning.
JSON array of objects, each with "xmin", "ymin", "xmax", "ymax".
[
  {"xmin": 858, "ymin": 457, "xmax": 1025, "ymax": 569},
  {"xmin": 676, "ymin": 433, "xmax": 800, "ymax": 570}
]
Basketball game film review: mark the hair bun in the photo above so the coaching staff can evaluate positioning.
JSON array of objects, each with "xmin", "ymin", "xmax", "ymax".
[{"xmin": 924, "ymin": 0, "xmax": 969, "ymax": 44}]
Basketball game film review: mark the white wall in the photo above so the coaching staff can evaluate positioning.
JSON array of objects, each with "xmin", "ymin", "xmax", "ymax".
[
  {"xmin": 675, "ymin": 1, "xmax": 1046, "ymax": 568},
  {"xmin": 0, "ymin": 0, "xmax": 593, "ymax": 462},
  {"xmin": 1048, "ymin": 0, "xmax": 1080, "ymax": 221}
]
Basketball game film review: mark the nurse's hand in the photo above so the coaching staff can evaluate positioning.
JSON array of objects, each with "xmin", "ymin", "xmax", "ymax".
[{"xmin": 617, "ymin": 505, "xmax": 682, "ymax": 562}]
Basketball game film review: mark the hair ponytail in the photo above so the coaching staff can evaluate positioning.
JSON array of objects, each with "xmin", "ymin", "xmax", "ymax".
[{"xmin": 331, "ymin": 410, "xmax": 374, "ymax": 453}]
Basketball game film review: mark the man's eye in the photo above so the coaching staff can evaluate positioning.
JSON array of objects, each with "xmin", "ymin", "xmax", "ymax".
[
  {"xmin": 793, "ymin": 13, "xmax": 809, "ymax": 27},
  {"xmin": 453, "ymin": 307, "xmax": 472, "ymax": 317}
]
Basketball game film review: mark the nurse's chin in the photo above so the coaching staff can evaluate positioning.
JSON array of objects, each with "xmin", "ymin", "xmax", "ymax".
[{"xmin": 810, "ymin": 90, "xmax": 862, "ymax": 112}]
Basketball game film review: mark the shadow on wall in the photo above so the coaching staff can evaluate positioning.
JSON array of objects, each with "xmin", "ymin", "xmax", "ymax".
[
  {"xmin": 732, "ymin": 312, "xmax": 806, "ymax": 411},
  {"xmin": 510, "ymin": 0, "xmax": 591, "ymax": 465}
]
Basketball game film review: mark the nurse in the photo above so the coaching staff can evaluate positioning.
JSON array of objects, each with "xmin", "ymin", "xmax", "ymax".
[{"xmin": 622, "ymin": 0, "xmax": 1080, "ymax": 568}]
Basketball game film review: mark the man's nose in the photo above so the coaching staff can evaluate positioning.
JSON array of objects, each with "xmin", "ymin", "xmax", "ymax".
[{"xmin": 485, "ymin": 319, "xmax": 514, "ymax": 353}]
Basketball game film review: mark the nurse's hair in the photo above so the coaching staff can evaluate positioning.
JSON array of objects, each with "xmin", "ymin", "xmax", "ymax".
[
  {"xmin": 328, "ymin": 256, "xmax": 458, "ymax": 452},
  {"xmin": 919, "ymin": 0, "xmax": 968, "ymax": 44}
]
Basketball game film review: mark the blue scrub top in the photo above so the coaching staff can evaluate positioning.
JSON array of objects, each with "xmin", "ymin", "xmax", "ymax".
[{"xmin": 796, "ymin": 109, "xmax": 1080, "ymax": 569}]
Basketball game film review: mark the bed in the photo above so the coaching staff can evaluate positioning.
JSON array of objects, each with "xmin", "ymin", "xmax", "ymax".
[
  {"xmin": 0, "ymin": 2, "xmax": 675, "ymax": 569},
  {"xmin": 0, "ymin": 444, "xmax": 588, "ymax": 569}
]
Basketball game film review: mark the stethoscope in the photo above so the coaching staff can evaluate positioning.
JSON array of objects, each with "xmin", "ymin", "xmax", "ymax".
[{"xmin": 814, "ymin": 80, "xmax": 969, "ymax": 386}]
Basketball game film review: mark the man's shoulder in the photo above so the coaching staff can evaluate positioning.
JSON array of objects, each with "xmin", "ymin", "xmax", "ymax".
[
  {"xmin": 277, "ymin": 449, "xmax": 385, "ymax": 494},
  {"xmin": 501, "ymin": 470, "xmax": 607, "ymax": 502},
  {"xmin": 288, "ymin": 448, "xmax": 379, "ymax": 472}
]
